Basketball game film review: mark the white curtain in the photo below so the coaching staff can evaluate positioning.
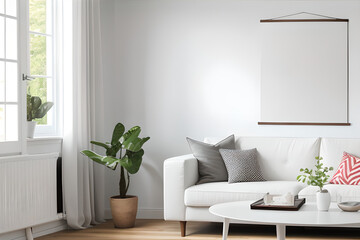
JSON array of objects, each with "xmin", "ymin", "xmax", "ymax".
[{"xmin": 62, "ymin": 0, "xmax": 105, "ymax": 228}]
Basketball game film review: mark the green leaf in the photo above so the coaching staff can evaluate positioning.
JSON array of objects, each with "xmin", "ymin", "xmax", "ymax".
[
  {"xmin": 81, "ymin": 150, "xmax": 119, "ymax": 170},
  {"xmin": 27, "ymin": 95, "xmax": 44, "ymax": 121},
  {"xmin": 34, "ymin": 102, "xmax": 54, "ymax": 119},
  {"xmin": 122, "ymin": 126, "xmax": 141, "ymax": 143},
  {"xmin": 106, "ymin": 142, "xmax": 121, "ymax": 157},
  {"xmin": 122, "ymin": 127, "xmax": 141, "ymax": 150},
  {"xmin": 27, "ymin": 94, "xmax": 33, "ymax": 121},
  {"xmin": 123, "ymin": 136, "xmax": 150, "ymax": 152},
  {"xmin": 297, "ymin": 156, "xmax": 333, "ymax": 188},
  {"xmin": 120, "ymin": 149, "xmax": 144, "ymax": 174},
  {"xmin": 81, "ymin": 150, "xmax": 103, "ymax": 163},
  {"xmin": 31, "ymin": 96, "xmax": 42, "ymax": 110},
  {"xmin": 103, "ymin": 156, "xmax": 120, "ymax": 169},
  {"xmin": 111, "ymin": 123, "xmax": 125, "ymax": 145},
  {"xmin": 90, "ymin": 141, "xmax": 110, "ymax": 150}
]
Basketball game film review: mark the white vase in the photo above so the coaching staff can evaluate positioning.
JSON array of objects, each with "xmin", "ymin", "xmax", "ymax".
[
  {"xmin": 316, "ymin": 190, "xmax": 331, "ymax": 211},
  {"xmin": 27, "ymin": 121, "xmax": 37, "ymax": 138}
]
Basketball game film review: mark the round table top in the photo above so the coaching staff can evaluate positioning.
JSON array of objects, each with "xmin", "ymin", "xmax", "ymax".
[{"xmin": 209, "ymin": 201, "xmax": 360, "ymax": 226}]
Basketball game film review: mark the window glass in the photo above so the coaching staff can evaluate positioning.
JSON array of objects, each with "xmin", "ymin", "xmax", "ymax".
[
  {"xmin": 28, "ymin": 0, "xmax": 54, "ymax": 128},
  {"xmin": 0, "ymin": 0, "xmax": 4, "ymax": 14},
  {"xmin": 0, "ymin": 104, "xmax": 4, "ymax": 141},
  {"xmin": 5, "ymin": 104, "xmax": 17, "ymax": 141},
  {"xmin": 0, "ymin": 0, "xmax": 18, "ymax": 147},
  {"xmin": 5, "ymin": 0, "xmax": 16, "ymax": 17},
  {"xmin": 0, "ymin": 17, "xmax": 4, "ymax": 58},
  {"xmin": 6, "ymin": 18, "xmax": 17, "ymax": 60},
  {"xmin": 5, "ymin": 62, "xmax": 17, "ymax": 102},
  {"xmin": 30, "ymin": 34, "xmax": 52, "ymax": 76},
  {"xmin": 29, "ymin": 0, "xmax": 49, "ymax": 34},
  {"xmin": 0, "ymin": 61, "xmax": 4, "ymax": 102}
]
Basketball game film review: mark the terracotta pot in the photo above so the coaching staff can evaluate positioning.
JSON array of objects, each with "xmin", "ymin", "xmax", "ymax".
[{"xmin": 110, "ymin": 195, "xmax": 138, "ymax": 228}]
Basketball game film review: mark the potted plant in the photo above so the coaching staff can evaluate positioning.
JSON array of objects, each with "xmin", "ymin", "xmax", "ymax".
[
  {"xmin": 27, "ymin": 94, "xmax": 54, "ymax": 138},
  {"xmin": 81, "ymin": 122, "xmax": 150, "ymax": 228},
  {"xmin": 297, "ymin": 156, "xmax": 334, "ymax": 211}
]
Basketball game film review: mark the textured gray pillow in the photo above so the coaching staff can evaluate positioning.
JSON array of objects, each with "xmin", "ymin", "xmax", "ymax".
[
  {"xmin": 219, "ymin": 148, "xmax": 266, "ymax": 183},
  {"xmin": 187, "ymin": 135, "xmax": 235, "ymax": 184}
]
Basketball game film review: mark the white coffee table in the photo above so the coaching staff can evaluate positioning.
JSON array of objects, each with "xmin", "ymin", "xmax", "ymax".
[{"xmin": 209, "ymin": 201, "xmax": 360, "ymax": 240}]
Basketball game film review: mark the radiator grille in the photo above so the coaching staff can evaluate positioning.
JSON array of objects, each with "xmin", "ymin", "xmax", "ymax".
[{"xmin": 0, "ymin": 153, "xmax": 59, "ymax": 234}]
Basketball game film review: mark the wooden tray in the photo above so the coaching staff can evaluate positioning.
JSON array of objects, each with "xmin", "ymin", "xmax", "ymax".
[{"xmin": 250, "ymin": 197, "xmax": 306, "ymax": 211}]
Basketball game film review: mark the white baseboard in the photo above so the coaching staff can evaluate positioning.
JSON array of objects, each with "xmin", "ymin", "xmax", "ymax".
[
  {"xmin": 105, "ymin": 208, "xmax": 164, "ymax": 220},
  {"xmin": 137, "ymin": 209, "xmax": 164, "ymax": 219},
  {"xmin": 0, "ymin": 220, "xmax": 67, "ymax": 240},
  {"xmin": 33, "ymin": 220, "xmax": 68, "ymax": 238}
]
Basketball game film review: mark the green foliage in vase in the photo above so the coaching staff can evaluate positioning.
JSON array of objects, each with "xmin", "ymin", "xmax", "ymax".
[
  {"xmin": 27, "ymin": 94, "xmax": 54, "ymax": 121},
  {"xmin": 81, "ymin": 123, "xmax": 150, "ymax": 198},
  {"xmin": 27, "ymin": 80, "xmax": 48, "ymax": 124},
  {"xmin": 297, "ymin": 156, "xmax": 333, "ymax": 192}
]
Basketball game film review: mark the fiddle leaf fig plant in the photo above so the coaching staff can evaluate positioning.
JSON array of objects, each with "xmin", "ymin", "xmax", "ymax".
[
  {"xmin": 297, "ymin": 156, "xmax": 333, "ymax": 192},
  {"xmin": 27, "ymin": 94, "xmax": 54, "ymax": 121},
  {"xmin": 81, "ymin": 123, "xmax": 150, "ymax": 198}
]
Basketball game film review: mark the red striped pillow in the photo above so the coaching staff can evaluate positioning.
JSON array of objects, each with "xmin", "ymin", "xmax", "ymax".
[{"xmin": 330, "ymin": 152, "xmax": 360, "ymax": 185}]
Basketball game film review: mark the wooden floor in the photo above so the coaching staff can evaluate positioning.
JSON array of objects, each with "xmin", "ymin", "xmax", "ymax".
[{"xmin": 37, "ymin": 219, "xmax": 360, "ymax": 240}]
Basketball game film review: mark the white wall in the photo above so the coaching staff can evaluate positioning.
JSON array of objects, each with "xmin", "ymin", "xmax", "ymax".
[{"xmin": 100, "ymin": 0, "xmax": 360, "ymax": 218}]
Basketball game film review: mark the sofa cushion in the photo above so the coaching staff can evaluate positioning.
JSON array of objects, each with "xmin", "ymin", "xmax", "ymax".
[
  {"xmin": 205, "ymin": 137, "xmax": 321, "ymax": 181},
  {"xmin": 330, "ymin": 152, "xmax": 360, "ymax": 185},
  {"xmin": 184, "ymin": 181, "xmax": 306, "ymax": 207},
  {"xmin": 187, "ymin": 135, "xmax": 235, "ymax": 184},
  {"xmin": 219, "ymin": 148, "xmax": 266, "ymax": 183},
  {"xmin": 299, "ymin": 184, "xmax": 360, "ymax": 202}
]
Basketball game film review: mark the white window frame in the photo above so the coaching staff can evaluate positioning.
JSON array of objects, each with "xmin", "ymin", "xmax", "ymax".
[{"xmin": 27, "ymin": 0, "xmax": 60, "ymax": 137}]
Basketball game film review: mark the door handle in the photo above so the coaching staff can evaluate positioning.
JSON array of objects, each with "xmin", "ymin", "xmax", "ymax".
[{"xmin": 22, "ymin": 74, "xmax": 35, "ymax": 81}]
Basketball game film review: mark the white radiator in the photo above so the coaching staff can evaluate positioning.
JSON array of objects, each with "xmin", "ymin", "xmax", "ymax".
[{"xmin": 0, "ymin": 153, "xmax": 60, "ymax": 234}]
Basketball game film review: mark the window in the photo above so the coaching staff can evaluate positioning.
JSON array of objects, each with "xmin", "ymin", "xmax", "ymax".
[
  {"xmin": 27, "ymin": 0, "xmax": 58, "ymax": 136},
  {"xmin": 0, "ymin": 0, "xmax": 61, "ymax": 154},
  {"xmin": 0, "ymin": 0, "xmax": 21, "ymax": 154}
]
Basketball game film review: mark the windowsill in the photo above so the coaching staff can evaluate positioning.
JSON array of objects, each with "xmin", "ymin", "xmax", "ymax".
[{"xmin": 27, "ymin": 136, "xmax": 63, "ymax": 155}]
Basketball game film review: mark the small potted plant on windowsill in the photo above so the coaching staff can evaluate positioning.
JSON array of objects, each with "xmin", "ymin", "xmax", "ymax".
[
  {"xmin": 27, "ymin": 94, "xmax": 54, "ymax": 138},
  {"xmin": 81, "ymin": 122, "xmax": 150, "ymax": 228},
  {"xmin": 297, "ymin": 156, "xmax": 334, "ymax": 211}
]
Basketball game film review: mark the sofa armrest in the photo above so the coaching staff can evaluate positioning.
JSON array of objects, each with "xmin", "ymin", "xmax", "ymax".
[{"xmin": 163, "ymin": 154, "xmax": 198, "ymax": 221}]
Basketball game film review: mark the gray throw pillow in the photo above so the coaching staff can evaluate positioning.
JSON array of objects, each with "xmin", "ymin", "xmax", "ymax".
[
  {"xmin": 187, "ymin": 135, "xmax": 235, "ymax": 184},
  {"xmin": 219, "ymin": 148, "xmax": 266, "ymax": 183}
]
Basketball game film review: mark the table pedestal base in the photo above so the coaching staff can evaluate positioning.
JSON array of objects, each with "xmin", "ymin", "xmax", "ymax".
[
  {"xmin": 222, "ymin": 218, "xmax": 229, "ymax": 240},
  {"xmin": 276, "ymin": 224, "xmax": 286, "ymax": 240},
  {"xmin": 221, "ymin": 220, "xmax": 286, "ymax": 240}
]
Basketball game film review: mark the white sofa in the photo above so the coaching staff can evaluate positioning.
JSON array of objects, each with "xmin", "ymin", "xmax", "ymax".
[{"xmin": 163, "ymin": 137, "xmax": 360, "ymax": 236}]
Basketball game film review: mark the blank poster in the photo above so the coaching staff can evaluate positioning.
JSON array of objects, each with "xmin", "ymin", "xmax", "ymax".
[{"xmin": 260, "ymin": 21, "xmax": 348, "ymax": 124}]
